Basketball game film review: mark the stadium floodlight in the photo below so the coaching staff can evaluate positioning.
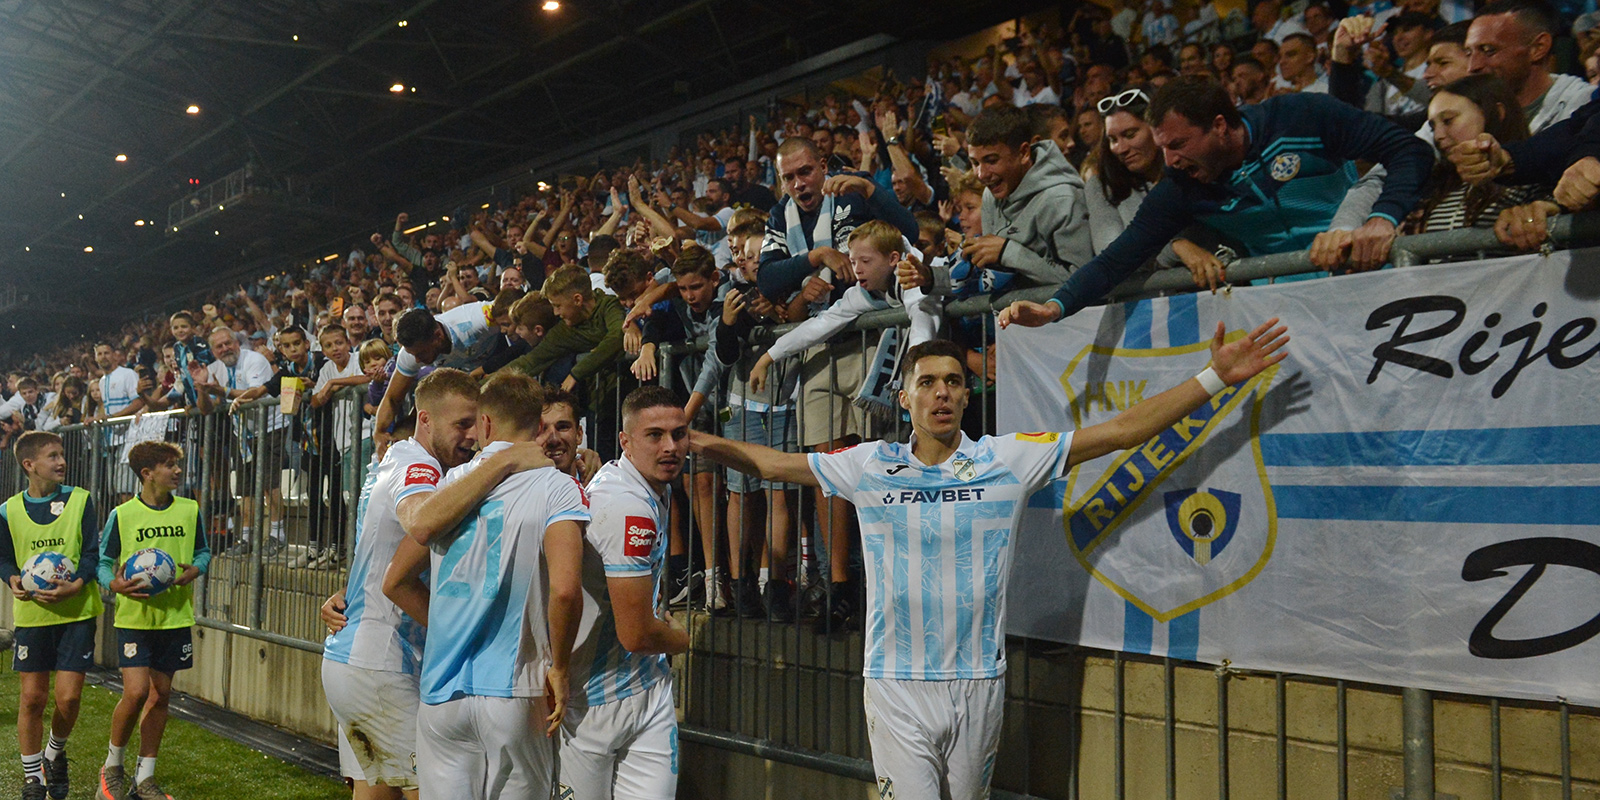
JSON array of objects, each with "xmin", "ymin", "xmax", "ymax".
[
  {"xmin": 135, "ymin": 220, "xmax": 145, "ymax": 226},
  {"xmin": 115, "ymin": 154, "xmax": 127, "ymax": 162},
  {"xmin": 83, "ymin": 246, "xmax": 93, "ymax": 253},
  {"xmin": 186, "ymin": 104, "xmax": 200, "ymax": 114},
  {"xmin": 391, "ymin": 83, "xmax": 406, "ymax": 93},
  {"xmin": 398, "ymin": 20, "xmax": 408, "ymax": 27},
  {"xmin": 543, "ymin": 0, "xmax": 560, "ymax": 10}
]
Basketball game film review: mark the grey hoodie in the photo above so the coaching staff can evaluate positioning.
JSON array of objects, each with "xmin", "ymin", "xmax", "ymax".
[{"xmin": 931, "ymin": 140, "xmax": 1094, "ymax": 294}]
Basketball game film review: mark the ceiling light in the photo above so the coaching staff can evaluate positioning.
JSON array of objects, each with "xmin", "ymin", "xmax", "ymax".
[
  {"xmin": 115, "ymin": 154, "xmax": 127, "ymax": 162},
  {"xmin": 218, "ymin": 205, "xmax": 225, "ymax": 210},
  {"xmin": 59, "ymin": 192, "xmax": 65, "ymax": 198},
  {"xmin": 410, "ymin": 87, "xmax": 416, "ymax": 93},
  {"xmin": 23, "ymin": 246, "xmax": 29, "ymax": 252},
  {"xmin": 83, "ymin": 246, "xmax": 93, "ymax": 253},
  {"xmin": 214, "ymin": 230, "xmax": 220, "ymax": 235},
  {"xmin": 135, "ymin": 220, "xmax": 145, "ymax": 226},
  {"xmin": 292, "ymin": 34, "xmax": 299, "ymax": 41},
  {"xmin": 481, "ymin": 203, "xmax": 490, "ymax": 209},
  {"xmin": 186, "ymin": 104, "xmax": 200, "ymax": 114},
  {"xmin": 398, "ymin": 20, "xmax": 408, "ymax": 27},
  {"xmin": 390, "ymin": 83, "xmax": 406, "ymax": 93},
  {"xmin": 542, "ymin": 1, "xmax": 560, "ymax": 10},
  {"xmin": 77, "ymin": 214, "xmax": 84, "ymax": 220}
]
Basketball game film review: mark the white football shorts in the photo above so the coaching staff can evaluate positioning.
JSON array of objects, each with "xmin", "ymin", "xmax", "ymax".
[
  {"xmin": 321, "ymin": 658, "xmax": 420, "ymax": 789},
  {"xmin": 416, "ymin": 694, "xmax": 553, "ymax": 800},
  {"xmin": 863, "ymin": 676, "xmax": 1005, "ymax": 800},
  {"xmin": 558, "ymin": 679, "xmax": 679, "ymax": 800}
]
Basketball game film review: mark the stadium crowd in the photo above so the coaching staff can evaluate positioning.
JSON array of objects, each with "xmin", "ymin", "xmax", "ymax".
[
  {"xmin": 8, "ymin": 0, "xmax": 1600, "ymax": 797},
  {"xmin": 6, "ymin": 0, "xmax": 1600, "ymax": 632}
]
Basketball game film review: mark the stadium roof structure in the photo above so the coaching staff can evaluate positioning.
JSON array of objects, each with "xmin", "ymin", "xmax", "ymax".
[{"xmin": 0, "ymin": 0, "xmax": 1023, "ymax": 351}]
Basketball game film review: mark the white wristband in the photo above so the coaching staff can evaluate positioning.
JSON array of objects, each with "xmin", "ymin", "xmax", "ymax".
[{"xmin": 1196, "ymin": 366, "xmax": 1227, "ymax": 396}]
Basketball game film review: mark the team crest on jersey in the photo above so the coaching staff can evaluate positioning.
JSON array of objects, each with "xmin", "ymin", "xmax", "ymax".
[
  {"xmin": 49, "ymin": 500, "xmax": 65, "ymax": 516},
  {"xmin": 1053, "ymin": 322, "xmax": 1281, "ymax": 625},
  {"xmin": 1269, "ymin": 153, "xmax": 1301, "ymax": 181},
  {"xmin": 623, "ymin": 516, "xmax": 658, "ymax": 557},
  {"xmin": 404, "ymin": 463, "xmax": 440, "ymax": 487},
  {"xmin": 877, "ymin": 777, "xmax": 895, "ymax": 799},
  {"xmin": 952, "ymin": 456, "xmax": 977, "ymax": 482}
]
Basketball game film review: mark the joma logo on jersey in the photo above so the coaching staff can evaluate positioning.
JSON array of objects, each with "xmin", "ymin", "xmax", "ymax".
[
  {"xmin": 29, "ymin": 537, "xmax": 65, "ymax": 549},
  {"xmin": 880, "ymin": 488, "xmax": 986, "ymax": 505},
  {"xmin": 623, "ymin": 516, "xmax": 657, "ymax": 557},
  {"xmin": 135, "ymin": 525, "xmax": 186, "ymax": 543},
  {"xmin": 404, "ymin": 464, "xmax": 440, "ymax": 486}
]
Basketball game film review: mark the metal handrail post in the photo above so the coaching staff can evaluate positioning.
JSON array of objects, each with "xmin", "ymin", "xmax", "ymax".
[
  {"xmin": 343, "ymin": 389, "xmax": 362, "ymax": 562},
  {"xmin": 249, "ymin": 403, "xmax": 269, "ymax": 629},
  {"xmin": 194, "ymin": 411, "xmax": 214, "ymax": 615},
  {"xmin": 1402, "ymin": 687, "xmax": 1435, "ymax": 799}
]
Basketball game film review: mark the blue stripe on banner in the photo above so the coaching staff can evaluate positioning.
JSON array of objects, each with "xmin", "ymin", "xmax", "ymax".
[
  {"xmin": 1168, "ymin": 609, "xmax": 1200, "ymax": 661},
  {"xmin": 1260, "ymin": 426, "xmax": 1600, "ymax": 467},
  {"xmin": 1123, "ymin": 600, "xmax": 1153, "ymax": 655},
  {"xmin": 1167, "ymin": 293, "xmax": 1200, "ymax": 346},
  {"xmin": 1274, "ymin": 485, "xmax": 1600, "ymax": 525},
  {"xmin": 1122, "ymin": 301, "xmax": 1152, "ymax": 349}
]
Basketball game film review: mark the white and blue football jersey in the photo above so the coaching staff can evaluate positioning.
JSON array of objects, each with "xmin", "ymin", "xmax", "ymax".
[
  {"xmin": 809, "ymin": 432, "xmax": 1072, "ymax": 681},
  {"xmin": 570, "ymin": 457, "xmax": 672, "ymax": 707},
  {"xmin": 322, "ymin": 437, "xmax": 438, "ymax": 674},
  {"xmin": 394, "ymin": 301, "xmax": 494, "ymax": 377},
  {"xmin": 419, "ymin": 440, "xmax": 591, "ymax": 705}
]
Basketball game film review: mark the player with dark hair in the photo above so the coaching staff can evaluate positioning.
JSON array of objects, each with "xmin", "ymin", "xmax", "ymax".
[{"xmin": 691, "ymin": 324, "xmax": 1288, "ymax": 799}]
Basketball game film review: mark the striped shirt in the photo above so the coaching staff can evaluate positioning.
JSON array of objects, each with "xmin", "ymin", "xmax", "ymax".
[
  {"xmin": 321, "ymin": 438, "xmax": 438, "ymax": 674},
  {"xmin": 810, "ymin": 432, "xmax": 1072, "ymax": 680},
  {"xmin": 570, "ymin": 456, "xmax": 672, "ymax": 706},
  {"xmin": 419, "ymin": 441, "xmax": 590, "ymax": 704}
]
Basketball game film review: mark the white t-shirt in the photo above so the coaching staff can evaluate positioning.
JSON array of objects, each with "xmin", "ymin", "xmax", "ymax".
[
  {"xmin": 322, "ymin": 437, "xmax": 438, "ymax": 674},
  {"xmin": 207, "ymin": 349, "xmax": 274, "ymax": 395},
  {"xmin": 692, "ymin": 206, "xmax": 736, "ymax": 267},
  {"xmin": 394, "ymin": 301, "xmax": 495, "ymax": 378},
  {"xmin": 808, "ymin": 431, "xmax": 1073, "ymax": 681},
  {"xmin": 315, "ymin": 355, "xmax": 370, "ymax": 447},
  {"xmin": 99, "ymin": 367, "xmax": 140, "ymax": 416}
]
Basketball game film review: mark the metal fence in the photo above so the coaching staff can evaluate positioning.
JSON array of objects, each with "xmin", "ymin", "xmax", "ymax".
[{"xmin": 3, "ymin": 217, "xmax": 1598, "ymax": 798}]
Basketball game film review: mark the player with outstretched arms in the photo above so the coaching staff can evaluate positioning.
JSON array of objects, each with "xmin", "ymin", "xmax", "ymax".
[
  {"xmin": 558, "ymin": 386, "xmax": 691, "ymax": 800},
  {"xmin": 691, "ymin": 324, "xmax": 1288, "ymax": 799}
]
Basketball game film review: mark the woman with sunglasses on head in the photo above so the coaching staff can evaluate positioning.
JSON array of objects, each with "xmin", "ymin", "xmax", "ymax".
[{"xmin": 1087, "ymin": 88, "xmax": 1233, "ymax": 290}]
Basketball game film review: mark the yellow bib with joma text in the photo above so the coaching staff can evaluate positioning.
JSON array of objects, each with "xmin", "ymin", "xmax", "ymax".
[
  {"xmin": 7, "ymin": 489, "xmax": 103, "ymax": 628},
  {"xmin": 112, "ymin": 496, "xmax": 198, "ymax": 630}
]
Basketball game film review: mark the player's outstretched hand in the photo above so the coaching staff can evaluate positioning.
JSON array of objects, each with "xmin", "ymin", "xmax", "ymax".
[
  {"xmin": 997, "ymin": 300, "xmax": 1062, "ymax": 329},
  {"xmin": 544, "ymin": 667, "xmax": 569, "ymax": 737},
  {"xmin": 321, "ymin": 589, "xmax": 349, "ymax": 635},
  {"xmin": 1209, "ymin": 319, "xmax": 1290, "ymax": 385}
]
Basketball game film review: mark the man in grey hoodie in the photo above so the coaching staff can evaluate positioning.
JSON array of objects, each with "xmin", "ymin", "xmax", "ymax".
[{"xmin": 929, "ymin": 106, "xmax": 1094, "ymax": 294}]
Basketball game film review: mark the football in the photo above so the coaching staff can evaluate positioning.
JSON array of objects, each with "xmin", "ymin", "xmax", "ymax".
[
  {"xmin": 123, "ymin": 548, "xmax": 179, "ymax": 595},
  {"xmin": 20, "ymin": 552, "xmax": 74, "ymax": 593}
]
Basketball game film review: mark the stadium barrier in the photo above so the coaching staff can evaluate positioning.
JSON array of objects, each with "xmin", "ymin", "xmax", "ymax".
[{"xmin": 2, "ymin": 216, "xmax": 1599, "ymax": 798}]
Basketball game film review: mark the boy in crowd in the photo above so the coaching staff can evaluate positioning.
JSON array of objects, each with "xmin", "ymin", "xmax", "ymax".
[
  {"xmin": 98, "ymin": 441, "xmax": 209, "ymax": 800},
  {"xmin": 559, "ymin": 387, "xmax": 690, "ymax": 800},
  {"xmin": 631, "ymin": 244, "xmax": 728, "ymax": 620},
  {"xmin": 167, "ymin": 312, "xmax": 215, "ymax": 410},
  {"xmin": 384, "ymin": 373, "xmax": 589, "ymax": 800},
  {"xmin": 313, "ymin": 323, "xmax": 375, "ymax": 553},
  {"xmin": 504, "ymin": 265, "xmax": 628, "ymax": 460},
  {"xmin": 747, "ymin": 220, "xmax": 940, "ymax": 626},
  {"xmin": 2, "ymin": 432, "xmax": 102, "ymax": 800}
]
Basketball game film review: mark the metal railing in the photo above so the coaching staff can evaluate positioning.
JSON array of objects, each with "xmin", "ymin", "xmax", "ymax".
[{"xmin": 4, "ymin": 215, "xmax": 1598, "ymax": 798}]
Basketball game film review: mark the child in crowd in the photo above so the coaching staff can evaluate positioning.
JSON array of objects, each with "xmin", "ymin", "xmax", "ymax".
[
  {"xmin": 99, "ymin": 441, "xmax": 209, "ymax": 800},
  {"xmin": 504, "ymin": 264, "xmax": 629, "ymax": 460},
  {"xmin": 3, "ymin": 432, "xmax": 102, "ymax": 800},
  {"xmin": 167, "ymin": 311, "xmax": 215, "ymax": 409},
  {"xmin": 357, "ymin": 338, "xmax": 392, "ymax": 418}
]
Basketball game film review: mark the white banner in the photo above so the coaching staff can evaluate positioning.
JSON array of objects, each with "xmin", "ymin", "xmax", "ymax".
[{"xmin": 999, "ymin": 249, "xmax": 1600, "ymax": 706}]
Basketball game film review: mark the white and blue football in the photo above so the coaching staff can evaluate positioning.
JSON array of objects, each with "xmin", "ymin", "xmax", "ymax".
[
  {"xmin": 20, "ymin": 552, "xmax": 74, "ymax": 593},
  {"xmin": 122, "ymin": 548, "xmax": 178, "ymax": 595}
]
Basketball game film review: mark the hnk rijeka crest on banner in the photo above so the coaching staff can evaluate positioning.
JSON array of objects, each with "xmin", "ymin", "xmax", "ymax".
[{"xmin": 1059, "ymin": 331, "xmax": 1280, "ymax": 624}]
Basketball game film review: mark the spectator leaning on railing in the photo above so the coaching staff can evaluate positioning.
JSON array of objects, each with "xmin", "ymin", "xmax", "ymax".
[{"xmin": 1001, "ymin": 76, "xmax": 1436, "ymax": 330}]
